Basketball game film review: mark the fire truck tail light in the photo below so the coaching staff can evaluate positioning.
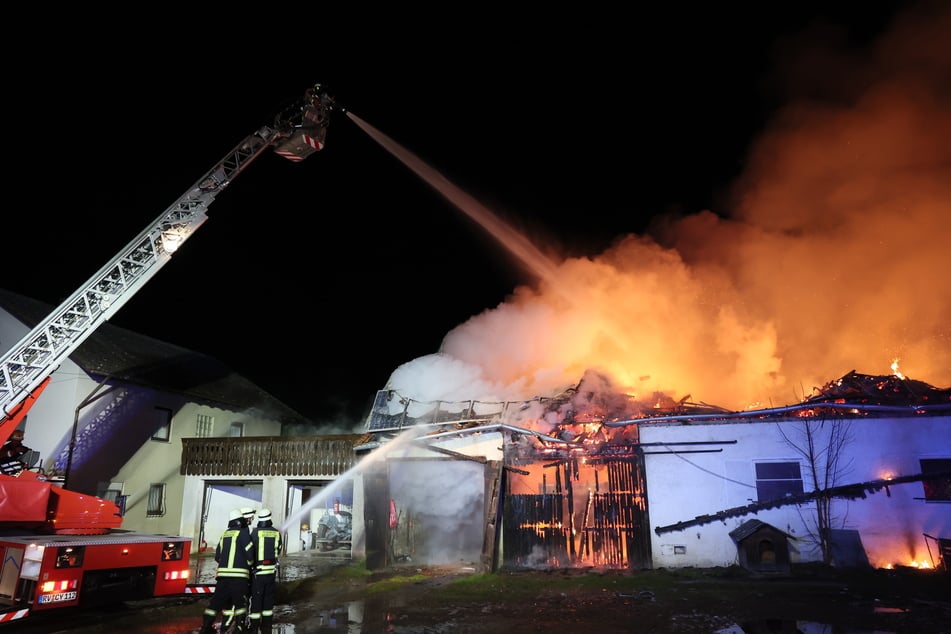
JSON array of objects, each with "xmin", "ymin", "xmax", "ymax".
[
  {"xmin": 164, "ymin": 569, "xmax": 189, "ymax": 581},
  {"xmin": 40, "ymin": 579, "xmax": 78, "ymax": 593}
]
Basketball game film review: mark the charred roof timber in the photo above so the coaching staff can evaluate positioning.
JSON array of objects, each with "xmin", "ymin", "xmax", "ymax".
[{"xmin": 654, "ymin": 469, "xmax": 951, "ymax": 535}]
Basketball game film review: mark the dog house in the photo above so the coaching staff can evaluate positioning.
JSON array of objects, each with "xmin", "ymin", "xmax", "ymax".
[{"xmin": 729, "ymin": 519, "xmax": 793, "ymax": 573}]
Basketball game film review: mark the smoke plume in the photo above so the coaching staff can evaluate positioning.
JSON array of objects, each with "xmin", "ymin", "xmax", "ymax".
[{"xmin": 387, "ymin": 2, "xmax": 951, "ymax": 411}]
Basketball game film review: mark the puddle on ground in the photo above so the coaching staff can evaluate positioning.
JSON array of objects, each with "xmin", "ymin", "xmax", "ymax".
[
  {"xmin": 191, "ymin": 551, "xmax": 350, "ymax": 585},
  {"xmin": 20, "ymin": 554, "xmax": 924, "ymax": 634}
]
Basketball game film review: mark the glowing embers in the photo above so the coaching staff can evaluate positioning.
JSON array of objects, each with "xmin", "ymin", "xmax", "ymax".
[
  {"xmin": 881, "ymin": 560, "xmax": 934, "ymax": 570},
  {"xmin": 502, "ymin": 457, "xmax": 649, "ymax": 569}
]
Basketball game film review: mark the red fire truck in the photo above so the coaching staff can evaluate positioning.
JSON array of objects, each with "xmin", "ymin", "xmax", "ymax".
[{"xmin": 0, "ymin": 83, "xmax": 337, "ymax": 622}]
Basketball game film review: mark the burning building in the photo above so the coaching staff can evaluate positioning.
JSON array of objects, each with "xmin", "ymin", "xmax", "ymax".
[
  {"xmin": 350, "ymin": 2, "xmax": 951, "ymax": 574},
  {"xmin": 355, "ymin": 370, "xmax": 951, "ymax": 573}
]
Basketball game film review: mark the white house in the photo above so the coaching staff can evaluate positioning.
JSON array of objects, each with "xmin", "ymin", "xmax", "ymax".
[
  {"xmin": 0, "ymin": 289, "xmax": 326, "ymax": 551},
  {"xmin": 639, "ymin": 411, "xmax": 950, "ymax": 569}
]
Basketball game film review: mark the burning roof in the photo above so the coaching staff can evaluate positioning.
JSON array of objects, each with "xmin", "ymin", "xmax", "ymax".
[
  {"xmin": 363, "ymin": 369, "xmax": 951, "ymax": 443},
  {"xmin": 805, "ymin": 370, "xmax": 951, "ymax": 407}
]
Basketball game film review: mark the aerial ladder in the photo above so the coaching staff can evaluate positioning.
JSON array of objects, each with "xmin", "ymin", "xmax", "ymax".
[{"xmin": 0, "ymin": 82, "xmax": 338, "ymax": 536}]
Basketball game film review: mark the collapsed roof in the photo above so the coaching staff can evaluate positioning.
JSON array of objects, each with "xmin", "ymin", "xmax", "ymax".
[{"xmin": 805, "ymin": 370, "xmax": 951, "ymax": 406}]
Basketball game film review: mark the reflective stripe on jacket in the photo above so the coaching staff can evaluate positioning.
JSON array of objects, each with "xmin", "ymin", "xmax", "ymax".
[
  {"xmin": 252, "ymin": 526, "xmax": 282, "ymax": 575},
  {"xmin": 215, "ymin": 527, "xmax": 254, "ymax": 578}
]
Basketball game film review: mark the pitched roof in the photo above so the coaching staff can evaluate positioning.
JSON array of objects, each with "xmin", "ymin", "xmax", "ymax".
[
  {"xmin": 729, "ymin": 519, "xmax": 795, "ymax": 543},
  {"xmin": 0, "ymin": 288, "xmax": 309, "ymax": 426}
]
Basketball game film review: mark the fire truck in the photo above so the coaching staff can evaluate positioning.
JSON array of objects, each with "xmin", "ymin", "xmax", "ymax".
[{"xmin": 0, "ymin": 82, "xmax": 337, "ymax": 622}]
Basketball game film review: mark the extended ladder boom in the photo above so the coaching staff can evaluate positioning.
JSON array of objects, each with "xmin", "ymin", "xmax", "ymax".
[{"xmin": 0, "ymin": 83, "xmax": 336, "ymax": 426}]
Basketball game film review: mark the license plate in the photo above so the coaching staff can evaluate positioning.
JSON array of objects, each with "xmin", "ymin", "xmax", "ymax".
[{"xmin": 38, "ymin": 591, "xmax": 78, "ymax": 604}]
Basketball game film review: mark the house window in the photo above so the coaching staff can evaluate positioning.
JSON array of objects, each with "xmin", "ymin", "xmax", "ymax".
[
  {"xmin": 147, "ymin": 483, "xmax": 166, "ymax": 517},
  {"xmin": 151, "ymin": 407, "xmax": 173, "ymax": 442},
  {"xmin": 101, "ymin": 487, "xmax": 123, "ymax": 503},
  {"xmin": 755, "ymin": 461, "xmax": 804, "ymax": 502},
  {"xmin": 230, "ymin": 422, "xmax": 245, "ymax": 437},
  {"xmin": 196, "ymin": 414, "xmax": 214, "ymax": 438},
  {"xmin": 920, "ymin": 458, "xmax": 951, "ymax": 502}
]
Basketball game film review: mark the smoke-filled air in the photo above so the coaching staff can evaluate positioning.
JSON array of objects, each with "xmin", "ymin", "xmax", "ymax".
[{"xmin": 363, "ymin": 3, "xmax": 951, "ymax": 413}]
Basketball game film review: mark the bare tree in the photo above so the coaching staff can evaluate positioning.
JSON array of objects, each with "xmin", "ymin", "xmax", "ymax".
[{"xmin": 777, "ymin": 417, "xmax": 855, "ymax": 564}]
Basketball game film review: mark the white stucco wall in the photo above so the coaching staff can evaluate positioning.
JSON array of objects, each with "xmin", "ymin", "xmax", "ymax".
[
  {"xmin": 116, "ymin": 401, "xmax": 282, "ymax": 541},
  {"xmin": 4, "ymin": 304, "xmax": 289, "ymax": 554},
  {"xmin": 640, "ymin": 415, "xmax": 950, "ymax": 569}
]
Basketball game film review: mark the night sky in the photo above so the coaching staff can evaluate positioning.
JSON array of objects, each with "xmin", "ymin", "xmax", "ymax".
[{"xmin": 7, "ymin": 3, "xmax": 946, "ymax": 429}]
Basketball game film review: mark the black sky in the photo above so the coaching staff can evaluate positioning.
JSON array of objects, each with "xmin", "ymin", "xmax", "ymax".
[{"xmin": 5, "ymin": 3, "xmax": 922, "ymax": 427}]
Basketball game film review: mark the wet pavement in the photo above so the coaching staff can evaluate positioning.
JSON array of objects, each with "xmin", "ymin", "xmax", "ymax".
[
  {"xmin": 191, "ymin": 548, "xmax": 352, "ymax": 585},
  {"xmin": 14, "ymin": 555, "xmax": 950, "ymax": 633}
]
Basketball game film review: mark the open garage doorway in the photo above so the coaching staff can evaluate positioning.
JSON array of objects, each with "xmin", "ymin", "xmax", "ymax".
[
  {"xmin": 198, "ymin": 480, "xmax": 262, "ymax": 552},
  {"xmin": 286, "ymin": 479, "xmax": 354, "ymax": 556}
]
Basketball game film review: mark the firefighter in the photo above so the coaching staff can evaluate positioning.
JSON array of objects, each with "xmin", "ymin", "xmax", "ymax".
[
  {"xmin": 0, "ymin": 429, "xmax": 32, "ymax": 472},
  {"xmin": 248, "ymin": 508, "xmax": 282, "ymax": 633},
  {"xmin": 1, "ymin": 428, "xmax": 29, "ymax": 459},
  {"xmin": 200, "ymin": 508, "xmax": 255, "ymax": 634},
  {"xmin": 240, "ymin": 507, "xmax": 256, "ymax": 539}
]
